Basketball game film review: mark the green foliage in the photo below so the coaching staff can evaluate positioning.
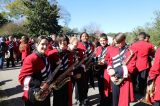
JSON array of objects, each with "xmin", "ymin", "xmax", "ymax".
[
  {"xmin": 133, "ymin": 10, "xmax": 160, "ymax": 47},
  {"xmin": 23, "ymin": 0, "xmax": 61, "ymax": 36},
  {"xmin": 5, "ymin": 0, "xmax": 29, "ymax": 19},
  {"xmin": 60, "ymin": 26, "xmax": 79, "ymax": 36},
  {"xmin": 5, "ymin": 0, "xmax": 61, "ymax": 36},
  {"xmin": 125, "ymin": 32, "xmax": 137, "ymax": 45},
  {"xmin": 0, "ymin": 13, "xmax": 9, "ymax": 27},
  {"xmin": 0, "ymin": 23, "xmax": 27, "ymax": 36}
]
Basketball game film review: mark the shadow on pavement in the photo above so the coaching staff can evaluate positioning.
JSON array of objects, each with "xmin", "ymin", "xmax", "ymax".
[
  {"xmin": 0, "ymin": 79, "xmax": 12, "ymax": 86},
  {"xmin": 0, "ymin": 97, "xmax": 24, "ymax": 106},
  {"xmin": 0, "ymin": 85, "xmax": 23, "ymax": 97}
]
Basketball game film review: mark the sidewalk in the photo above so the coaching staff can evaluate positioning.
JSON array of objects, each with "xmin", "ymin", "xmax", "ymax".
[{"xmin": 0, "ymin": 65, "xmax": 142, "ymax": 106}]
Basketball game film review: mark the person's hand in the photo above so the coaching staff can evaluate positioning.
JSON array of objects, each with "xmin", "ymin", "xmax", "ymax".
[
  {"xmin": 98, "ymin": 59, "xmax": 105, "ymax": 65},
  {"xmin": 110, "ymin": 76, "xmax": 118, "ymax": 82},
  {"xmin": 40, "ymin": 82, "xmax": 49, "ymax": 90},
  {"xmin": 107, "ymin": 68, "xmax": 115, "ymax": 76},
  {"xmin": 98, "ymin": 61, "xmax": 103, "ymax": 65},
  {"xmin": 74, "ymin": 74, "xmax": 81, "ymax": 79}
]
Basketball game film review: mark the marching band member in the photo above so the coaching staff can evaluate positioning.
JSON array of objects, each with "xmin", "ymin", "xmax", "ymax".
[
  {"xmin": 50, "ymin": 33, "xmax": 59, "ymax": 49},
  {"xmin": 145, "ymin": 34, "xmax": 157, "ymax": 68},
  {"xmin": 6, "ymin": 35, "xmax": 16, "ymax": 67},
  {"xmin": 29, "ymin": 37, "xmax": 36, "ymax": 53},
  {"xmin": 68, "ymin": 37, "xmax": 86, "ymax": 106},
  {"xmin": 77, "ymin": 32, "xmax": 95, "ymax": 105},
  {"xmin": 19, "ymin": 36, "xmax": 30, "ymax": 65},
  {"xmin": 131, "ymin": 32, "xmax": 155, "ymax": 95},
  {"xmin": 45, "ymin": 37, "xmax": 54, "ymax": 55},
  {"xmin": 48, "ymin": 35, "xmax": 74, "ymax": 106},
  {"xmin": 148, "ymin": 48, "xmax": 160, "ymax": 106},
  {"xmin": 94, "ymin": 33, "xmax": 112, "ymax": 106},
  {"xmin": 105, "ymin": 33, "xmax": 136, "ymax": 106},
  {"xmin": 0, "ymin": 37, "xmax": 7, "ymax": 69},
  {"xmin": 14, "ymin": 36, "xmax": 21, "ymax": 63},
  {"xmin": 18, "ymin": 36, "xmax": 51, "ymax": 106}
]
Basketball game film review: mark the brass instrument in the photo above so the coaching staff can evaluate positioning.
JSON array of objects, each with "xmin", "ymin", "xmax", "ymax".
[
  {"xmin": 51, "ymin": 60, "xmax": 79, "ymax": 90},
  {"xmin": 112, "ymin": 48, "xmax": 134, "ymax": 85},
  {"xmin": 34, "ymin": 51, "xmax": 95, "ymax": 101},
  {"xmin": 92, "ymin": 57, "xmax": 106, "ymax": 72},
  {"xmin": 85, "ymin": 52, "xmax": 96, "ymax": 70},
  {"xmin": 51, "ymin": 52, "xmax": 94, "ymax": 90},
  {"xmin": 140, "ymin": 80, "xmax": 155, "ymax": 105},
  {"xmin": 34, "ymin": 60, "xmax": 62, "ymax": 101}
]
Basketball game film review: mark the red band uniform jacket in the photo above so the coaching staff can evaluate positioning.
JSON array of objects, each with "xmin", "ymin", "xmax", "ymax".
[
  {"xmin": 14, "ymin": 40, "xmax": 21, "ymax": 59},
  {"xmin": 131, "ymin": 40, "xmax": 155, "ymax": 71},
  {"xmin": 45, "ymin": 43, "xmax": 53, "ymax": 55},
  {"xmin": 18, "ymin": 52, "xmax": 51, "ymax": 103},
  {"xmin": 148, "ymin": 48, "xmax": 160, "ymax": 101},
  {"xmin": 77, "ymin": 41, "xmax": 95, "ymax": 87},
  {"xmin": 19, "ymin": 42, "xmax": 30, "ymax": 62},
  {"xmin": 6, "ymin": 40, "xmax": 16, "ymax": 58},
  {"xmin": 77, "ymin": 41, "xmax": 95, "ymax": 56},
  {"xmin": 105, "ymin": 45, "xmax": 136, "ymax": 106}
]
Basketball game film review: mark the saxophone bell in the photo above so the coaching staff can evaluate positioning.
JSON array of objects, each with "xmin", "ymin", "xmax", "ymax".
[
  {"xmin": 34, "ymin": 89, "xmax": 51, "ymax": 101},
  {"xmin": 140, "ymin": 81, "xmax": 155, "ymax": 105},
  {"xmin": 33, "ymin": 82, "xmax": 51, "ymax": 101},
  {"xmin": 52, "ymin": 77, "xmax": 71, "ymax": 90}
]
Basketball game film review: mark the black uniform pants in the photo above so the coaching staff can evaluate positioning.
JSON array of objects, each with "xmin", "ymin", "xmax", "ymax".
[
  {"xmin": 154, "ymin": 101, "xmax": 160, "ymax": 106},
  {"xmin": 137, "ymin": 69, "xmax": 148, "ymax": 95},
  {"xmin": 111, "ymin": 82, "xmax": 120, "ymax": 106},
  {"xmin": 96, "ymin": 69, "xmax": 105, "ymax": 104},
  {"xmin": 24, "ymin": 95, "xmax": 50, "ymax": 106},
  {"xmin": 74, "ymin": 71, "xmax": 86, "ymax": 102},
  {"xmin": 53, "ymin": 83, "xmax": 69, "ymax": 106}
]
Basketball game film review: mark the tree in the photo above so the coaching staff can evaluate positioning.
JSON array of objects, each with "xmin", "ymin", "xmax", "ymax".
[
  {"xmin": 0, "ymin": 13, "xmax": 9, "ymax": 27},
  {"xmin": 81, "ymin": 22, "xmax": 102, "ymax": 35},
  {"xmin": 23, "ymin": 0, "xmax": 61, "ymax": 36},
  {"xmin": 153, "ymin": 11, "xmax": 160, "ymax": 32},
  {"xmin": 58, "ymin": 6, "xmax": 71, "ymax": 26},
  {"xmin": 0, "ymin": 23, "xmax": 27, "ymax": 36},
  {"xmin": 5, "ymin": 0, "xmax": 62, "ymax": 36}
]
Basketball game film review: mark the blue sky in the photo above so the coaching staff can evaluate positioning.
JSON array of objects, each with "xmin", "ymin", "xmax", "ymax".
[{"xmin": 58, "ymin": 0, "xmax": 160, "ymax": 33}]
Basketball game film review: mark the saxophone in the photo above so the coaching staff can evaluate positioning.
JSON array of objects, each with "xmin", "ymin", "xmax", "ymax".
[
  {"xmin": 34, "ymin": 60, "xmax": 62, "ymax": 101},
  {"xmin": 85, "ymin": 52, "xmax": 96, "ymax": 70},
  {"xmin": 51, "ymin": 59, "xmax": 79, "ymax": 90},
  {"xmin": 140, "ymin": 80, "xmax": 155, "ymax": 105},
  {"xmin": 51, "ymin": 52, "xmax": 95, "ymax": 90},
  {"xmin": 112, "ymin": 48, "xmax": 134, "ymax": 85}
]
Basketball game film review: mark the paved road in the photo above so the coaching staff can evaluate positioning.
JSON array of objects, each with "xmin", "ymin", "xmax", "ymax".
[
  {"xmin": 0, "ymin": 65, "xmax": 101, "ymax": 106},
  {"xmin": 0, "ymin": 65, "xmax": 142, "ymax": 106},
  {"xmin": 0, "ymin": 65, "xmax": 23, "ymax": 106}
]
